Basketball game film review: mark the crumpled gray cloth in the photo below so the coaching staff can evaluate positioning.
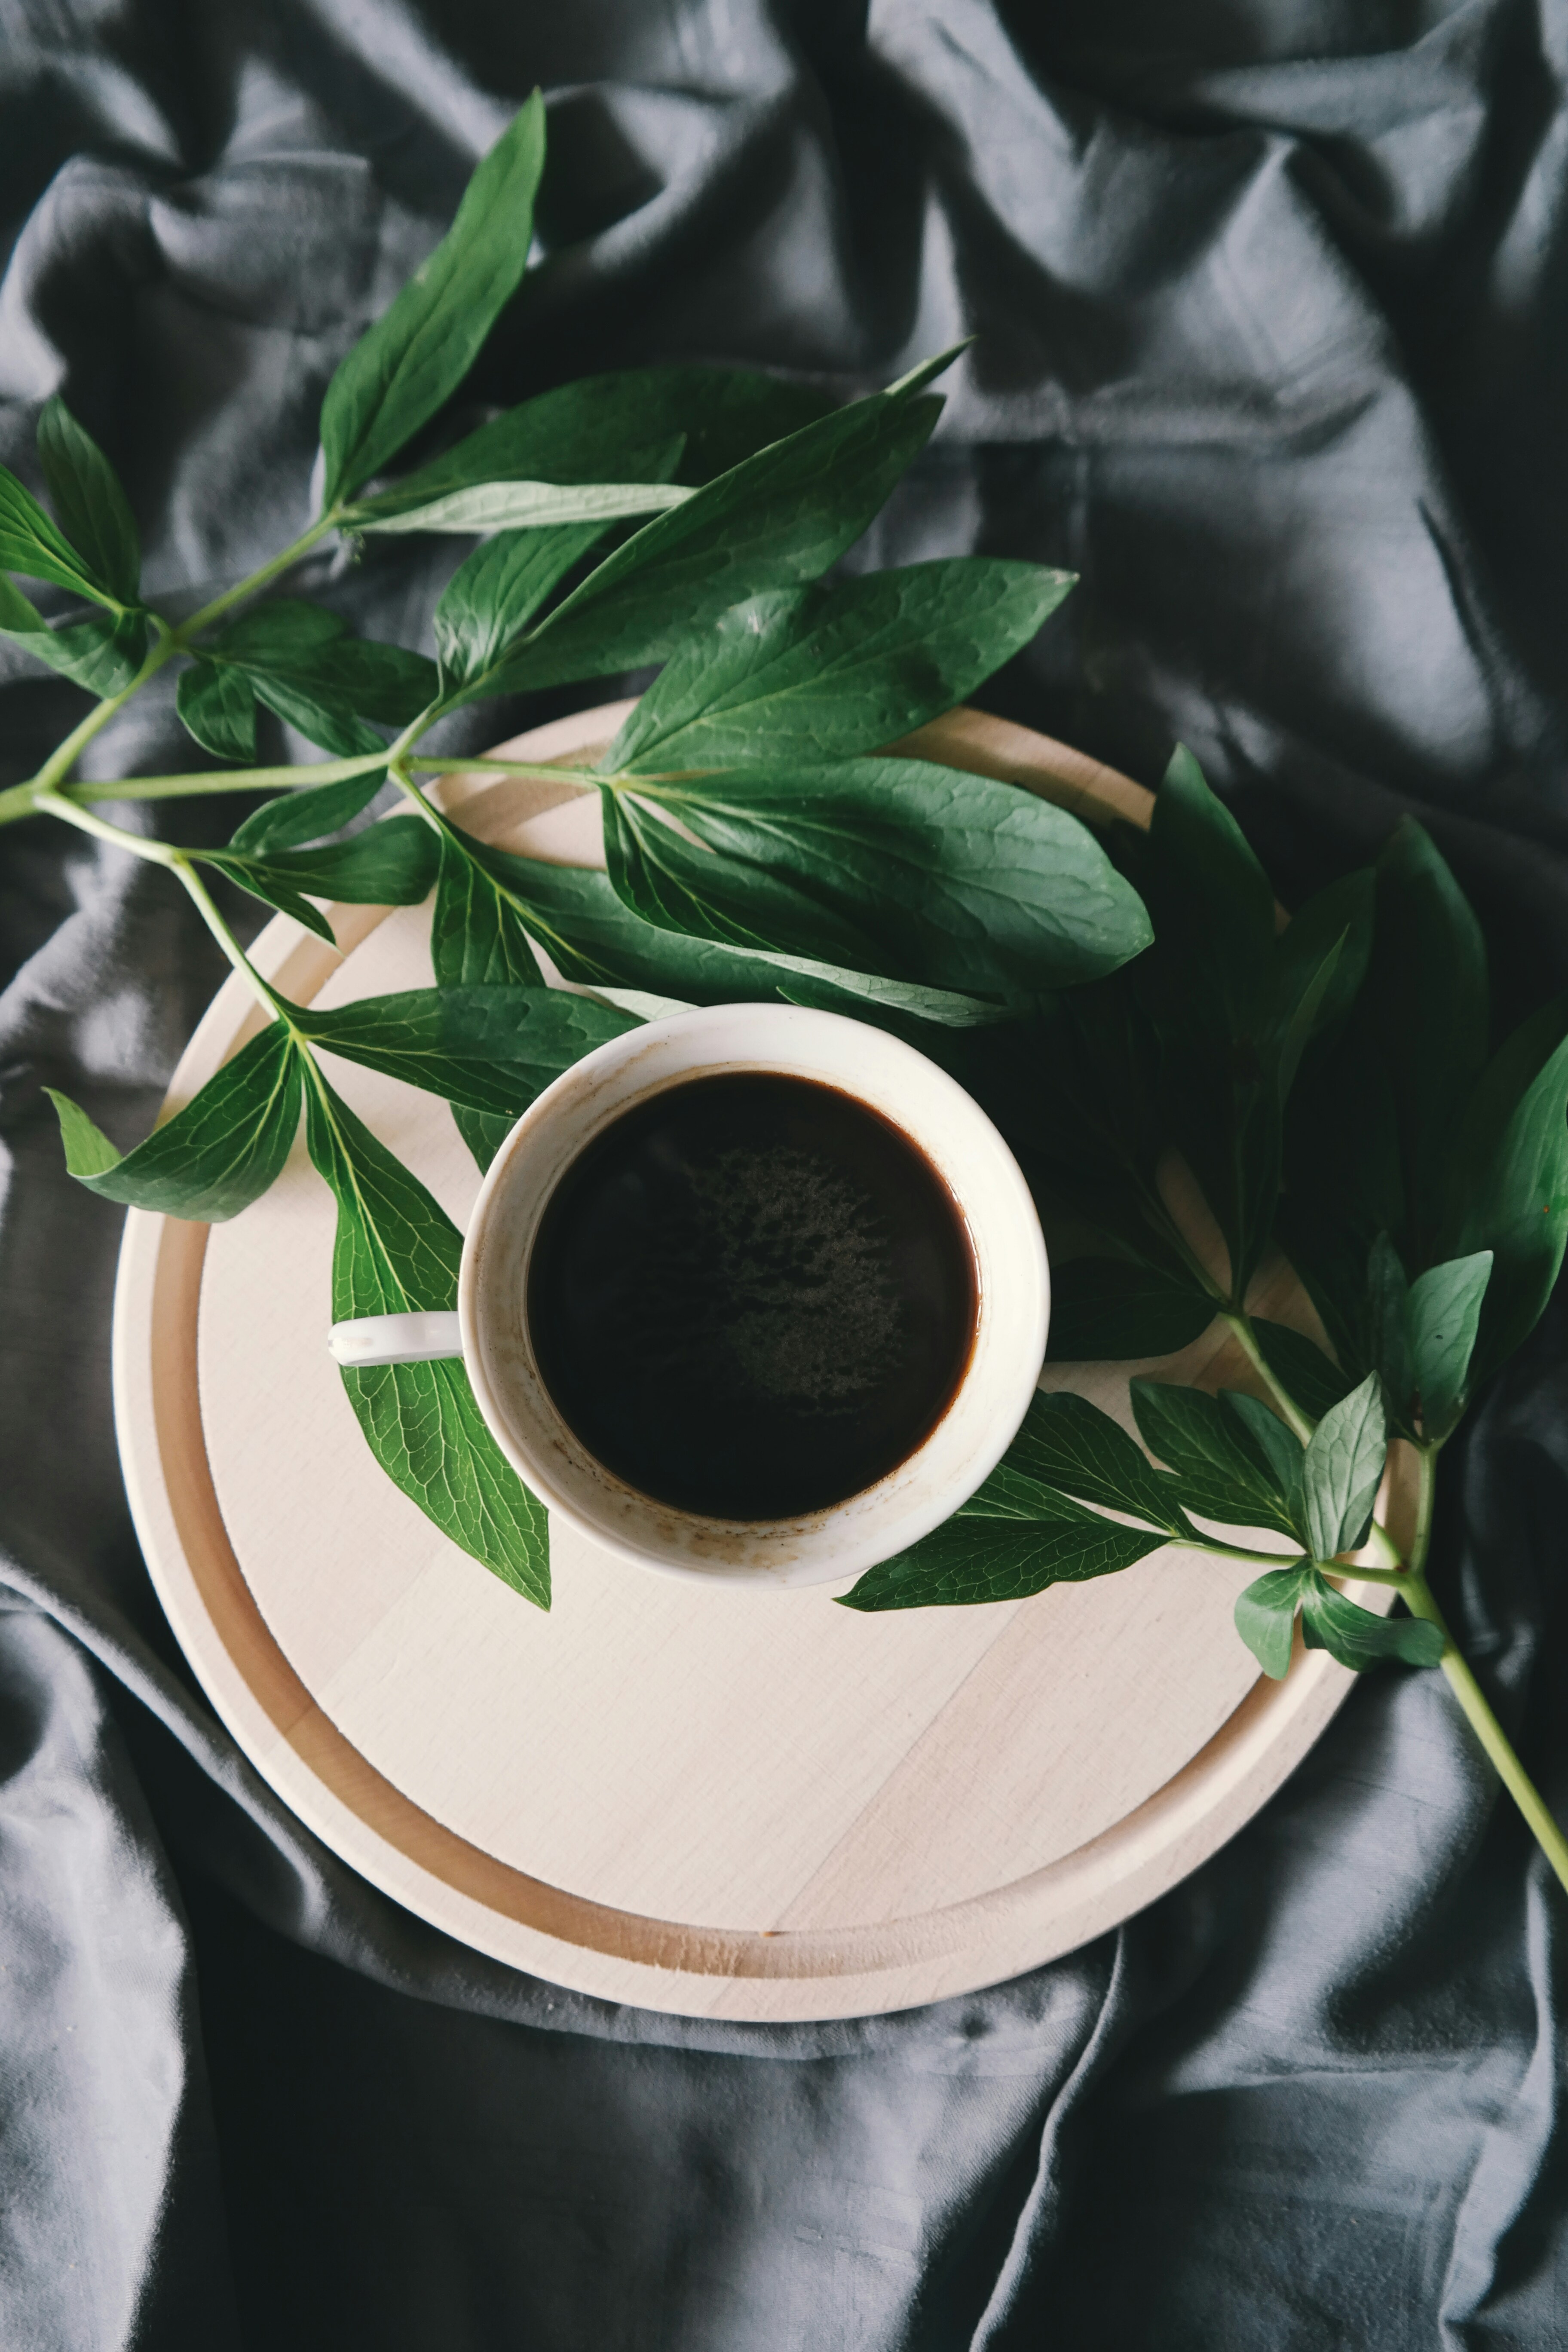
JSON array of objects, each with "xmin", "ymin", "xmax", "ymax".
[{"xmin": 3, "ymin": 3, "xmax": 1568, "ymax": 2344}]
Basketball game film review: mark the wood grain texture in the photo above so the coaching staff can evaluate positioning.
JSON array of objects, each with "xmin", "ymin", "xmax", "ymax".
[{"xmin": 113, "ymin": 702, "xmax": 1389, "ymax": 2021}]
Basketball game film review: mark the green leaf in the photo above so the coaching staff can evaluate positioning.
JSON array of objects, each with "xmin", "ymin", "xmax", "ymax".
[
  {"xmin": 1458, "ymin": 1026, "xmax": 1568, "ymax": 1384},
  {"xmin": 1300, "ymin": 1580, "xmax": 1446, "ymax": 1671},
  {"xmin": 609, "ymin": 755, "xmax": 1152, "ymax": 995},
  {"xmin": 302, "ymin": 1069, "xmax": 548, "ymax": 1603},
  {"xmin": 357, "ymin": 478, "xmax": 692, "ymax": 535},
  {"xmin": 1250, "ymin": 1320, "xmax": 1353, "ymax": 1421},
  {"xmin": 1145, "ymin": 744, "xmax": 1276, "ymax": 1036},
  {"xmin": 36, "ymin": 396, "xmax": 140, "ymax": 604},
  {"xmin": 1370, "ymin": 819, "xmax": 1488, "ymax": 1264},
  {"xmin": 228, "ymin": 769, "xmax": 390, "ymax": 855},
  {"xmin": 1301, "ymin": 1371, "xmax": 1386, "ymax": 1562},
  {"xmin": 289, "ymin": 983, "xmax": 637, "ymax": 1116},
  {"xmin": 432, "ymin": 825, "xmax": 1005, "ymax": 1031},
  {"xmin": 606, "ymin": 561, "xmax": 1075, "ymax": 774},
  {"xmin": 1130, "ymin": 1378, "xmax": 1304, "ymax": 1542},
  {"xmin": 1277, "ymin": 870, "xmax": 1374, "ymax": 1051},
  {"xmin": 838, "ymin": 1495, "xmax": 1166, "ymax": 1611},
  {"xmin": 318, "ymin": 92, "xmax": 548, "ymax": 508},
  {"xmin": 1234, "ymin": 1563, "xmax": 1316, "ymax": 1679},
  {"xmin": 1045, "ymin": 1258, "xmax": 1216, "ymax": 1362},
  {"xmin": 0, "ymin": 574, "xmax": 146, "ymax": 694},
  {"xmin": 1275, "ymin": 928, "xmax": 1344, "ymax": 1107},
  {"xmin": 205, "ymin": 814, "xmax": 438, "ymax": 938},
  {"xmin": 202, "ymin": 601, "xmax": 436, "ymax": 750},
  {"xmin": 346, "ymin": 366, "xmax": 836, "ymax": 521},
  {"xmin": 1404, "ymin": 1250, "xmax": 1491, "ymax": 1437},
  {"xmin": 1221, "ymin": 1392, "xmax": 1305, "ymax": 1522},
  {"xmin": 1368, "ymin": 1231, "xmax": 1415, "ymax": 1433},
  {"xmin": 0, "ymin": 467, "xmax": 116, "ymax": 604},
  {"xmin": 177, "ymin": 658, "xmax": 257, "ymax": 763},
  {"xmin": 45, "ymin": 1024, "xmax": 302, "ymax": 1220},
  {"xmin": 471, "ymin": 377, "xmax": 948, "ymax": 702},
  {"xmin": 1000, "ymin": 1389, "xmax": 1196, "ymax": 1534}
]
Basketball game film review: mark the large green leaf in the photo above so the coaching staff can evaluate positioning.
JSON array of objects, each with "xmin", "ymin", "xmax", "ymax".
[
  {"xmin": 432, "ymin": 825, "xmax": 1005, "ymax": 1031},
  {"xmin": 345, "ymin": 365, "xmax": 835, "ymax": 522},
  {"xmin": 605, "ymin": 562, "xmax": 1074, "ymax": 774},
  {"xmin": 1130, "ymin": 1378, "xmax": 1305, "ymax": 1542},
  {"xmin": 1300, "ymin": 1372, "xmax": 1386, "ymax": 1562},
  {"xmin": 318, "ymin": 93, "xmax": 547, "ymax": 508},
  {"xmin": 469, "ymin": 361, "xmax": 958, "ymax": 702},
  {"xmin": 290, "ymin": 983, "xmax": 637, "ymax": 1116},
  {"xmin": 207, "ymin": 601, "xmax": 437, "ymax": 725},
  {"xmin": 1369, "ymin": 819, "xmax": 1488, "ymax": 1265},
  {"xmin": 45, "ymin": 1023, "xmax": 302, "ymax": 1220},
  {"xmin": 607, "ymin": 756, "xmax": 1152, "ymax": 995},
  {"xmin": 1044, "ymin": 1259, "xmax": 1216, "ymax": 1363},
  {"xmin": 838, "ymin": 1492, "xmax": 1166, "ymax": 1611},
  {"xmin": 1001, "ymin": 1389, "xmax": 1196, "ymax": 1534},
  {"xmin": 1458, "ymin": 1027, "xmax": 1568, "ymax": 1383},
  {"xmin": 36, "ymin": 396, "xmax": 140, "ymax": 604},
  {"xmin": 0, "ymin": 573, "xmax": 146, "ymax": 695},
  {"xmin": 302, "ymin": 1068, "xmax": 549, "ymax": 1603}
]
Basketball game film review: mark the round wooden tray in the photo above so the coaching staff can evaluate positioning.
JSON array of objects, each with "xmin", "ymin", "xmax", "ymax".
[{"xmin": 113, "ymin": 703, "xmax": 1381, "ymax": 2022}]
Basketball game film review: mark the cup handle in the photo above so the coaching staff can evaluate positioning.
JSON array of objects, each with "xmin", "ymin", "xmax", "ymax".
[{"xmin": 327, "ymin": 1312, "xmax": 463, "ymax": 1367}]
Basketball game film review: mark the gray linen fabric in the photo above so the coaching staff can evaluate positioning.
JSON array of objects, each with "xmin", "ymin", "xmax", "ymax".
[{"xmin": 4, "ymin": 3, "xmax": 1568, "ymax": 2343}]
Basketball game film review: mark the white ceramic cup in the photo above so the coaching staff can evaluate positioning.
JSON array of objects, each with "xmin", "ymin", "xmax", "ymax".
[{"xmin": 328, "ymin": 1004, "xmax": 1049, "ymax": 1588}]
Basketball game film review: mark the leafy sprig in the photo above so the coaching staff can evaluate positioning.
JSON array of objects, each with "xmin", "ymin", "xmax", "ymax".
[{"xmin": 11, "ymin": 96, "xmax": 1568, "ymax": 1902}]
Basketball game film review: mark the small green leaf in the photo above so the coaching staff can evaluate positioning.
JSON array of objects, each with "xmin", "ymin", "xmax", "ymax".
[
  {"xmin": 303, "ymin": 1069, "xmax": 548, "ymax": 1603},
  {"xmin": 1277, "ymin": 870, "xmax": 1373, "ymax": 1051},
  {"xmin": 177, "ymin": 658, "xmax": 257, "ymax": 763},
  {"xmin": 606, "ymin": 562, "xmax": 1074, "ymax": 774},
  {"xmin": 1458, "ymin": 1024, "xmax": 1568, "ymax": 1385},
  {"xmin": 1299, "ymin": 1580, "xmax": 1446, "ymax": 1671},
  {"xmin": 1000, "ymin": 1389, "xmax": 1196, "ymax": 1534},
  {"xmin": 1404, "ymin": 1250, "xmax": 1491, "ymax": 1437},
  {"xmin": 0, "ymin": 574, "xmax": 146, "ymax": 694},
  {"xmin": 1234, "ymin": 1563, "xmax": 1316, "ymax": 1679},
  {"xmin": 472, "ymin": 379, "xmax": 946, "ymax": 702},
  {"xmin": 36, "ymin": 396, "xmax": 140, "ymax": 603},
  {"xmin": 1301, "ymin": 1371, "xmax": 1386, "ymax": 1562},
  {"xmin": 1221, "ymin": 1391, "xmax": 1306, "ymax": 1524},
  {"xmin": 1249, "ymin": 1320, "xmax": 1354, "ymax": 1421},
  {"xmin": 1367, "ymin": 1230, "xmax": 1415, "ymax": 1430},
  {"xmin": 200, "ymin": 601, "xmax": 435, "ymax": 754},
  {"xmin": 228, "ymin": 769, "xmax": 390, "ymax": 855},
  {"xmin": 839, "ymin": 1497, "xmax": 1166, "ymax": 1611},
  {"xmin": 1145, "ymin": 744, "xmax": 1276, "ymax": 1036},
  {"xmin": 45, "ymin": 1023, "xmax": 302, "ymax": 1220},
  {"xmin": 205, "ymin": 815, "xmax": 438, "ymax": 937},
  {"xmin": 289, "ymin": 983, "xmax": 637, "ymax": 1116},
  {"xmin": 318, "ymin": 92, "xmax": 548, "ymax": 508},
  {"xmin": 358, "ymin": 478, "xmax": 692, "ymax": 535},
  {"xmin": 1130, "ymin": 1378, "xmax": 1305, "ymax": 1541},
  {"xmin": 1044, "ymin": 1259, "xmax": 1216, "ymax": 1363},
  {"xmin": 1275, "ymin": 928, "xmax": 1344, "ymax": 1106}
]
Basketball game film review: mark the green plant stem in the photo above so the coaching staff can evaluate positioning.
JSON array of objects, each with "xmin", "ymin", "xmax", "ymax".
[
  {"xmin": 1394, "ymin": 1445, "xmax": 1568, "ymax": 1897},
  {"xmin": 175, "ymin": 514, "xmax": 337, "ymax": 641},
  {"xmin": 1222, "ymin": 1310, "xmax": 1315, "ymax": 1443},
  {"xmin": 23, "ymin": 620, "xmax": 181, "ymax": 801},
  {"xmin": 35, "ymin": 789, "xmax": 279, "ymax": 1022}
]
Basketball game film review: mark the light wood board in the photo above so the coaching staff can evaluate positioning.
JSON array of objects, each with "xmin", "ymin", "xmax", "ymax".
[{"xmin": 113, "ymin": 704, "xmax": 1389, "ymax": 2021}]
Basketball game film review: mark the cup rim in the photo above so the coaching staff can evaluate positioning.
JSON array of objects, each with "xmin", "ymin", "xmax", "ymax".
[{"xmin": 457, "ymin": 1004, "xmax": 1049, "ymax": 1589}]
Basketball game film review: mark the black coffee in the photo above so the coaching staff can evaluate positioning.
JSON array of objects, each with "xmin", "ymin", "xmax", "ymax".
[{"xmin": 527, "ymin": 1073, "xmax": 978, "ymax": 1520}]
